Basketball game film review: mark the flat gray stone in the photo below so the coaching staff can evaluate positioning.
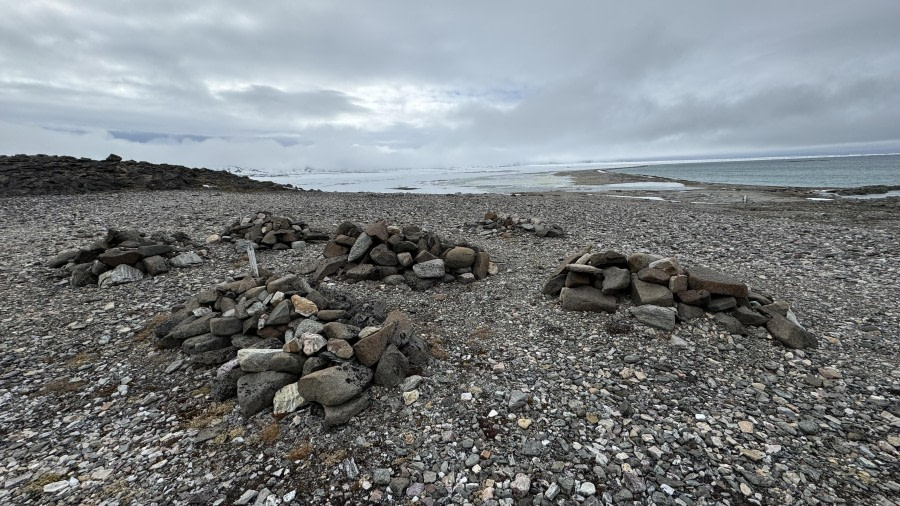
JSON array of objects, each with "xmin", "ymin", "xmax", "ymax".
[
  {"xmin": 630, "ymin": 305, "xmax": 676, "ymax": 331},
  {"xmin": 767, "ymin": 314, "xmax": 818, "ymax": 349},
  {"xmin": 296, "ymin": 363, "xmax": 373, "ymax": 406},
  {"xmin": 601, "ymin": 266, "xmax": 631, "ymax": 294},
  {"xmin": 413, "ymin": 259, "xmax": 445, "ymax": 279},
  {"xmin": 237, "ymin": 371, "xmax": 297, "ymax": 417},
  {"xmin": 687, "ymin": 265, "xmax": 748, "ymax": 297},
  {"xmin": 559, "ymin": 286, "xmax": 617, "ymax": 313},
  {"xmin": 631, "ymin": 277, "xmax": 674, "ymax": 306}
]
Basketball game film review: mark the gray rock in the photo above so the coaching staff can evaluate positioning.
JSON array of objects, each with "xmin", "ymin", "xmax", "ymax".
[
  {"xmin": 601, "ymin": 266, "xmax": 630, "ymax": 293},
  {"xmin": 630, "ymin": 305, "xmax": 677, "ymax": 331},
  {"xmin": 560, "ymin": 286, "xmax": 617, "ymax": 313},
  {"xmin": 637, "ymin": 267, "xmax": 670, "ymax": 285},
  {"xmin": 267, "ymin": 300, "xmax": 292, "ymax": 326},
  {"xmin": 542, "ymin": 273, "xmax": 567, "ymax": 296},
  {"xmin": 687, "ymin": 265, "xmax": 748, "ymax": 297},
  {"xmin": 413, "ymin": 259, "xmax": 445, "ymax": 279},
  {"xmin": 631, "ymin": 277, "xmax": 674, "ymax": 306},
  {"xmin": 294, "ymin": 319, "xmax": 325, "ymax": 336},
  {"xmin": 47, "ymin": 248, "xmax": 80, "ymax": 268},
  {"xmin": 170, "ymin": 251, "xmax": 203, "ymax": 268},
  {"xmin": 98, "ymin": 264, "xmax": 144, "ymax": 287},
  {"xmin": 143, "ymin": 255, "xmax": 169, "ymax": 276},
  {"xmin": 296, "ymin": 363, "xmax": 373, "ymax": 406},
  {"xmin": 346, "ymin": 263, "xmax": 377, "ymax": 281},
  {"xmin": 237, "ymin": 348, "xmax": 282, "ymax": 372},
  {"xmin": 714, "ymin": 312, "xmax": 747, "ymax": 335},
  {"xmin": 269, "ymin": 352, "xmax": 305, "ymax": 374},
  {"xmin": 733, "ymin": 306, "xmax": 770, "ymax": 326},
  {"xmin": 324, "ymin": 394, "xmax": 371, "ymax": 428},
  {"xmin": 237, "ymin": 371, "xmax": 297, "ymax": 417},
  {"xmin": 707, "ymin": 295, "xmax": 737, "ymax": 312},
  {"xmin": 374, "ymin": 344, "xmax": 409, "ymax": 388},
  {"xmin": 767, "ymin": 314, "xmax": 818, "ymax": 349},
  {"xmin": 160, "ymin": 314, "xmax": 215, "ymax": 348},
  {"xmin": 347, "ymin": 233, "xmax": 373, "ymax": 262},
  {"xmin": 210, "ymin": 317, "xmax": 243, "ymax": 336},
  {"xmin": 444, "ymin": 246, "xmax": 476, "ymax": 269},
  {"xmin": 182, "ymin": 333, "xmax": 229, "ymax": 354},
  {"xmin": 677, "ymin": 289, "xmax": 711, "ymax": 306},
  {"xmin": 313, "ymin": 255, "xmax": 348, "ymax": 283},
  {"xmin": 369, "ymin": 244, "xmax": 399, "ymax": 266},
  {"xmin": 627, "ymin": 252, "xmax": 663, "ymax": 272},
  {"xmin": 400, "ymin": 336, "xmax": 430, "ymax": 367}
]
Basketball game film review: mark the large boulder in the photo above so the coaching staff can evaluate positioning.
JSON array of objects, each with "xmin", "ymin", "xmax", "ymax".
[
  {"xmin": 631, "ymin": 278, "xmax": 674, "ymax": 306},
  {"xmin": 630, "ymin": 305, "xmax": 677, "ymax": 331},
  {"xmin": 296, "ymin": 364, "xmax": 373, "ymax": 407},
  {"xmin": 687, "ymin": 265, "xmax": 748, "ymax": 298},
  {"xmin": 237, "ymin": 371, "xmax": 297, "ymax": 417},
  {"xmin": 559, "ymin": 286, "xmax": 617, "ymax": 313},
  {"xmin": 444, "ymin": 247, "xmax": 476, "ymax": 269},
  {"xmin": 766, "ymin": 314, "xmax": 818, "ymax": 349},
  {"xmin": 413, "ymin": 259, "xmax": 445, "ymax": 279}
]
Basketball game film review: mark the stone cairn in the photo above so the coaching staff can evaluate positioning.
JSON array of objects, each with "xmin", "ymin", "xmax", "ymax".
[
  {"xmin": 47, "ymin": 229, "xmax": 202, "ymax": 288},
  {"xmin": 155, "ymin": 271, "xmax": 430, "ymax": 427},
  {"xmin": 217, "ymin": 211, "xmax": 329, "ymax": 250},
  {"xmin": 468, "ymin": 211, "xmax": 565, "ymax": 238},
  {"xmin": 302, "ymin": 220, "xmax": 496, "ymax": 289},
  {"xmin": 544, "ymin": 246, "xmax": 818, "ymax": 349}
]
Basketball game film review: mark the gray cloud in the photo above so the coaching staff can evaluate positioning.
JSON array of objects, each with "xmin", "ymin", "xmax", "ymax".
[{"xmin": 2, "ymin": 1, "xmax": 900, "ymax": 170}]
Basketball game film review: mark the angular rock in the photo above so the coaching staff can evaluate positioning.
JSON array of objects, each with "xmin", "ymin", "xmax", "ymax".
[
  {"xmin": 346, "ymin": 263, "xmax": 377, "ymax": 281},
  {"xmin": 413, "ymin": 259, "xmax": 445, "ymax": 279},
  {"xmin": 300, "ymin": 333, "xmax": 327, "ymax": 356},
  {"xmin": 170, "ymin": 251, "xmax": 203, "ymax": 268},
  {"xmin": 98, "ymin": 264, "xmax": 145, "ymax": 287},
  {"xmin": 374, "ymin": 344, "xmax": 410, "ymax": 387},
  {"xmin": 588, "ymin": 250, "xmax": 627, "ymax": 267},
  {"xmin": 400, "ymin": 335, "xmax": 430, "ymax": 367},
  {"xmin": 269, "ymin": 352, "xmax": 305, "ymax": 374},
  {"xmin": 649, "ymin": 257, "xmax": 682, "ymax": 276},
  {"xmin": 369, "ymin": 244, "xmax": 398, "ymax": 266},
  {"xmin": 631, "ymin": 305, "xmax": 677, "ymax": 331},
  {"xmin": 98, "ymin": 248, "xmax": 143, "ymax": 267},
  {"xmin": 677, "ymin": 303, "xmax": 705, "ymax": 320},
  {"xmin": 627, "ymin": 253, "xmax": 663, "ymax": 272},
  {"xmin": 313, "ymin": 255, "xmax": 347, "ymax": 283},
  {"xmin": 677, "ymin": 289, "xmax": 711, "ymax": 306},
  {"xmin": 137, "ymin": 244, "xmax": 173, "ymax": 257},
  {"xmin": 559, "ymin": 286, "xmax": 617, "ymax": 313},
  {"xmin": 364, "ymin": 221, "xmax": 389, "ymax": 242},
  {"xmin": 631, "ymin": 277, "xmax": 673, "ymax": 306},
  {"xmin": 267, "ymin": 300, "xmax": 292, "ymax": 326},
  {"xmin": 714, "ymin": 313, "xmax": 747, "ymax": 335},
  {"xmin": 273, "ymin": 382, "xmax": 307, "ymax": 416},
  {"xmin": 734, "ymin": 306, "xmax": 770, "ymax": 326},
  {"xmin": 295, "ymin": 363, "xmax": 373, "ymax": 406},
  {"xmin": 542, "ymin": 273, "xmax": 567, "ymax": 296},
  {"xmin": 143, "ymin": 255, "xmax": 169, "ymax": 276},
  {"xmin": 237, "ymin": 371, "xmax": 297, "ymax": 417},
  {"xmin": 48, "ymin": 248, "xmax": 80, "ymax": 268},
  {"xmin": 767, "ymin": 314, "xmax": 818, "ymax": 349},
  {"xmin": 601, "ymin": 266, "xmax": 631, "ymax": 294},
  {"xmin": 472, "ymin": 251, "xmax": 490, "ymax": 280},
  {"xmin": 564, "ymin": 270, "xmax": 592, "ymax": 288},
  {"xmin": 323, "ymin": 394, "xmax": 371, "ymax": 428},
  {"xmin": 209, "ymin": 317, "xmax": 243, "ymax": 336},
  {"xmin": 182, "ymin": 333, "xmax": 229, "ymax": 354},
  {"xmin": 707, "ymin": 296, "xmax": 737, "ymax": 312},
  {"xmin": 353, "ymin": 326, "xmax": 390, "ymax": 366},
  {"xmin": 687, "ymin": 265, "xmax": 748, "ymax": 297},
  {"xmin": 347, "ymin": 233, "xmax": 373, "ymax": 262},
  {"xmin": 326, "ymin": 339, "xmax": 354, "ymax": 359},
  {"xmin": 668, "ymin": 274, "xmax": 688, "ymax": 293},
  {"xmin": 638, "ymin": 267, "xmax": 670, "ymax": 285},
  {"xmin": 237, "ymin": 348, "xmax": 282, "ymax": 372}
]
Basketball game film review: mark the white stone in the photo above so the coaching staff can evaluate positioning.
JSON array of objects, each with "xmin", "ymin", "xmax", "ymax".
[{"xmin": 273, "ymin": 383, "xmax": 307, "ymax": 415}]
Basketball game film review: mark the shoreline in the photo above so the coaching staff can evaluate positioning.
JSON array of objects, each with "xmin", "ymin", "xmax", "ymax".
[{"xmin": 554, "ymin": 167, "xmax": 900, "ymax": 204}]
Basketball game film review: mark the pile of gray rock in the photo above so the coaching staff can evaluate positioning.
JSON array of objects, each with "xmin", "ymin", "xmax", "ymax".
[
  {"xmin": 544, "ymin": 245, "xmax": 818, "ymax": 349},
  {"xmin": 155, "ymin": 271, "xmax": 430, "ymax": 427},
  {"xmin": 468, "ymin": 211, "xmax": 565, "ymax": 238},
  {"xmin": 47, "ymin": 228, "xmax": 202, "ymax": 288},
  {"xmin": 218, "ymin": 211, "xmax": 328, "ymax": 250},
  {"xmin": 302, "ymin": 220, "xmax": 496, "ymax": 289}
]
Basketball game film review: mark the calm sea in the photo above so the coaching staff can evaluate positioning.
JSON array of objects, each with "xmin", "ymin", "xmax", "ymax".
[{"xmin": 610, "ymin": 154, "xmax": 900, "ymax": 188}]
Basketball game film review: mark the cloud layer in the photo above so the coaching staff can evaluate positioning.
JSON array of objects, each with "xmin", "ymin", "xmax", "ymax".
[{"xmin": 2, "ymin": 1, "xmax": 900, "ymax": 171}]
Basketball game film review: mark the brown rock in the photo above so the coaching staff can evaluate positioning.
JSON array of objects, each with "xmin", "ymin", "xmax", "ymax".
[
  {"xmin": 473, "ymin": 251, "xmax": 490, "ymax": 280},
  {"xmin": 364, "ymin": 221, "xmax": 389, "ymax": 242},
  {"xmin": 687, "ymin": 265, "xmax": 748, "ymax": 297},
  {"xmin": 637, "ymin": 267, "xmax": 670, "ymax": 285},
  {"xmin": 444, "ymin": 247, "xmax": 476, "ymax": 269}
]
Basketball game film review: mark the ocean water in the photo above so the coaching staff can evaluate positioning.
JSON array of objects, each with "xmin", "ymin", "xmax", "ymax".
[
  {"xmin": 257, "ymin": 154, "xmax": 900, "ymax": 193},
  {"xmin": 609, "ymin": 154, "xmax": 900, "ymax": 188}
]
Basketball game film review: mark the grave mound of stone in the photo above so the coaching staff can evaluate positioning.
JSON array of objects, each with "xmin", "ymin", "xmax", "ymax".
[
  {"xmin": 47, "ymin": 228, "xmax": 202, "ymax": 287},
  {"xmin": 544, "ymin": 245, "xmax": 817, "ymax": 349}
]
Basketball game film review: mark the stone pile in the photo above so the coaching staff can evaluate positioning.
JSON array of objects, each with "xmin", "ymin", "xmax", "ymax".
[
  {"xmin": 218, "ymin": 211, "xmax": 328, "ymax": 250},
  {"xmin": 47, "ymin": 229, "xmax": 202, "ymax": 288},
  {"xmin": 544, "ymin": 245, "xmax": 818, "ymax": 349},
  {"xmin": 303, "ymin": 220, "xmax": 496, "ymax": 289},
  {"xmin": 468, "ymin": 211, "xmax": 565, "ymax": 238},
  {"xmin": 155, "ymin": 271, "xmax": 430, "ymax": 427}
]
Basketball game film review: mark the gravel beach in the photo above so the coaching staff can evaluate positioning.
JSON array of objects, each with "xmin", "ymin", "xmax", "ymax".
[{"xmin": 0, "ymin": 188, "xmax": 898, "ymax": 505}]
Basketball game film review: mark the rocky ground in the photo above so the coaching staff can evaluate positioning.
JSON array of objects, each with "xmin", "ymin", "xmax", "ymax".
[{"xmin": 0, "ymin": 188, "xmax": 898, "ymax": 505}]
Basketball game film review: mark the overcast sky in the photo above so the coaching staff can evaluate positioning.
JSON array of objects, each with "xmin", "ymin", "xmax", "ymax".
[{"xmin": 2, "ymin": 1, "xmax": 900, "ymax": 172}]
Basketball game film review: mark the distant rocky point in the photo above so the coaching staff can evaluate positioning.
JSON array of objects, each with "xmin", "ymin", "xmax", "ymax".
[{"xmin": 0, "ymin": 153, "xmax": 296, "ymax": 196}]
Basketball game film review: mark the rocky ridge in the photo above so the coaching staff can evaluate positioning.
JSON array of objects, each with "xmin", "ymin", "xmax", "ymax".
[
  {"xmin": 0, "ymin": 153, "xmax": 293, "ymax": 196},
  {"xmin": 544, "ymin": 246, "xmax": 818, "ymax": 349}
]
